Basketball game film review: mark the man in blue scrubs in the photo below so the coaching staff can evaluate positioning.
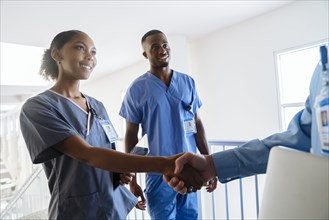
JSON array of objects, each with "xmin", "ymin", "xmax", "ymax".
[
  {"xmin": 164, "ymin": 45, "xmax": 329, "ymax": 191},
  {"xmin": 119, "ymin": 30, "xmax": 217, "ymax": 219}
]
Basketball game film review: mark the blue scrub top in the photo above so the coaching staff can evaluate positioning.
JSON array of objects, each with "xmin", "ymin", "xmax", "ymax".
[
  {"xmin": 120, "ymin": 70, "xmax": 202, "ymax": 156},
  {"xmin": 20, "ymin": 90, "xmax": 137, "ymax": 220},
  {"xmin": 213, "ymin": 62, "xmax": 329, "ymax": 183},
  {"xmin": 120, "ymin": 70, "xmax": 201, "ymax": 219}
]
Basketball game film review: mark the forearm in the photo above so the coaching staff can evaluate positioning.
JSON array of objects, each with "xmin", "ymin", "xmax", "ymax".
[
  {"xmin": 53, "ymin": 135, "xmax": 171, "ymax": 174},
  {"xmin": 262, "ymin": 109, "xmax": 311, "ymax": 152},
  {"xmin": 212, "ymin": 139, "xmax": 270, "ymax": 183},
  {"xmin": 195, "ymin": 133, "xmax": 209, "ymax": 154},
  {"xmin": 123, "ymin": 121, "xmax": 141, "ymax": 186},
  {"xmin": 125, "ymin": 133, "xmax": 138, "ymax": 153},
  {"xmin": 194, "ymin": 118, "xmax": 209, "ymax": 154},
  {"xmin": 85, "ymin": 147, "xmax": 171, "ymax": 174},
  {"xmin": 86, "ymin": 147, "xmax": 203, "ymax": 188},
  {"xmin": 124, "ymin": 121, "xmax": 139, "ymax": 153}
]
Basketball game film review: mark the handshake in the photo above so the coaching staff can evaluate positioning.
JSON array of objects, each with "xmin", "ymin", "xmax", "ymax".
[{"xmin": 162, "ymin": 152, "xmax": 218, "ymax": 194}]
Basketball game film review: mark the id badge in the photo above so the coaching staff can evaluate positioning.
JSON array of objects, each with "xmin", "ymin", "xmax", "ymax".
[
  {"xmin": 184, "ymin": 118, "xmax": 197, "ymax": 134},
  {"xmin": 100, "ymin": 119, "xmax": 118, "ymax": 143},
  {"xmin": 314, "ymin": 95, "xmax": 329, "ymax": 153}
]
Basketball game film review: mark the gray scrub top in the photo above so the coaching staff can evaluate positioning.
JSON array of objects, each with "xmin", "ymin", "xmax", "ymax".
[{"xmin": 20, "ymin": 90, "xmax": 137, "ymax": 220}]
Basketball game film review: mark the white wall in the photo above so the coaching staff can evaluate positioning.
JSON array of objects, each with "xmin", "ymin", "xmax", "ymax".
[
  {"xmin": 191, "ymin": 0, "xmax": 328, "ymax": 141},
  {"xmin": 83, "ymin": 1, "xmax": 328, "ymax": 143}
]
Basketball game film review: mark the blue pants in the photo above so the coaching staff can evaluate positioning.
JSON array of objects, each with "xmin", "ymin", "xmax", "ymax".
[{"xmin": 145, "ymin": 174, "xmax": 198, "ymax": 220}]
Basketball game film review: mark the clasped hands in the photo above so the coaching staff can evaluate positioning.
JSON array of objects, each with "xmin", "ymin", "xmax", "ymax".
[
  {"xmin": 163, "ymin": 152, "xmax": 217, "ymax": 194},
  {"xmin": 119, "ymin": 152, "xmax": 217, "ymax": 195}
]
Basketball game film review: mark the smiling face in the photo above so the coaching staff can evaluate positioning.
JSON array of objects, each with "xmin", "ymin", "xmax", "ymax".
[
  {"xmin": 142, "ymin": 33, "xmax": 171, "ymax": 69},
  {"xmin": 52, "ymin": 33, "xmax": 97, "ymax": 81}
]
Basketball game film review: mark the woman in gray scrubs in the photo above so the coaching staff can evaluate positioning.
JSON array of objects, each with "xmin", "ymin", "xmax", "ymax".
[{"xmin": 19, "ymin": 30, "xmax": 202, "ymax": 220}]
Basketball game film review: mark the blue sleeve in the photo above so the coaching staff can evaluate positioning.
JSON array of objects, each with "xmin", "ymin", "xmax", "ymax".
[
  {"xmin": 20, "ymin": 98, "xmax": 78, "ymax": 164},
  {"xmin": 119, "ymin": 86, "xmax": 142, "ymax": 124},
  {"xmin": 191, "ymin": 77, "xmax": 202, "ymax": 113},
  {"xmin": 262, "ymin": 105, "xmax": 312, "ymax": 152},
  {"xmin": 212, "ymin": 101, "xmax": 312, "ymax": 183},
  {"xmin": 212, "ymin": 139, "xmax": 270, "ymax": 183}
]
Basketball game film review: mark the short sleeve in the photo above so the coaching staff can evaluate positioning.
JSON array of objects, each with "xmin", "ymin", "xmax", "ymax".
[
  {"xmin": 20, "ymin": 97, "xmax": 78, "ymax": 163},
  {"xmin": 189, "ymin": 76, "xmax": 202, "ymax": 113},
  {"xmin": 119, "ymin": 86, "xmax": 142, "ymax": 124}
]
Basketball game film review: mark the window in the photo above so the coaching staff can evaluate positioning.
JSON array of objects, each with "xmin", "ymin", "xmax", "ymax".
[
  {"xmin": 1, "ymin": 42, "xmax": 48, "ymax": 86},
  {"xmin": 1, "ymin": 42, "xmax": 49, "ymax": 116},
  {"xmin": 275, "ymin": 40, "xmax": 328, "ymax": 130}
]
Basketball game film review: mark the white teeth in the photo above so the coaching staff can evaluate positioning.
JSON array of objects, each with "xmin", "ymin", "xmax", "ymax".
[{"xmin": 81, "ymin": 65, "xmax": 91, "ymax": 70}]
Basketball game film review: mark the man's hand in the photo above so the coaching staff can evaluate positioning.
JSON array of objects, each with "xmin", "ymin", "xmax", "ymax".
[
  {"xmin": 205, "ymin": 177, "xmax": 218, "ymax": 193},
  {"xmin": 129, "ymin": 180, "xmax": 146, "ymax": 210},
  {"xmin": 119, "ymin": 173, "xmax": 135, "ymax": 185},
  {"xmin": 162, "ymin": 153, "xmax": 205, "ymax": 192},
  {"xmin": 163, "ymin": 152, "xmax": 217, "ymax": 194}
]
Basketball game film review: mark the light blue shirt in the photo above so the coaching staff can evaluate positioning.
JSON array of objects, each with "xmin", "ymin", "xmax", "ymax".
[
  {"xmin": 119, "ymin": 70, "xmax": 201, "ymax": 219},
  {"xmin": 120, "ymin": 70, "xmax": 202, "ymax": 156},
  {"xmin": 213, "ymin": 61, "xmax": 329, "ymax": 183}
]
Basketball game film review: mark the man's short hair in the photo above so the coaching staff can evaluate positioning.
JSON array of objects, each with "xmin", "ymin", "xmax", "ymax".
[{"xmin": 141, "ymin": 30, "xmax": 164, "ymax": 44}]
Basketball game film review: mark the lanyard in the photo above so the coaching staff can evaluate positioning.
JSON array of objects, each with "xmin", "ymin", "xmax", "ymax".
[
  {"xmin": 88, "ymin": 102, "xmax": 118, "ymax": 144},
  {"xmin": 86, "ymin": 100, "xmax": 103, "ymax": 135}
]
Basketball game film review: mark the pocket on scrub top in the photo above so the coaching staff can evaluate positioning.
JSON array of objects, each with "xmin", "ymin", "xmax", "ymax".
[{"xmin": 61, "ymin": 191, "xmax": 103, "ymax": 220}]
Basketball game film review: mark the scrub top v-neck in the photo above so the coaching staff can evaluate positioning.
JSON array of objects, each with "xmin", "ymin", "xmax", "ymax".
[{"xmin": 20, "ymin": 90, "xmax": 137, "ymax": 220}]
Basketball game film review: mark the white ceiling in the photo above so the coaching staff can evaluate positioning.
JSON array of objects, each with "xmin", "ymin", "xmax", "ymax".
[{"xmin": 0, "ymin": 0, "xmax": 293, "ymax": 114}]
